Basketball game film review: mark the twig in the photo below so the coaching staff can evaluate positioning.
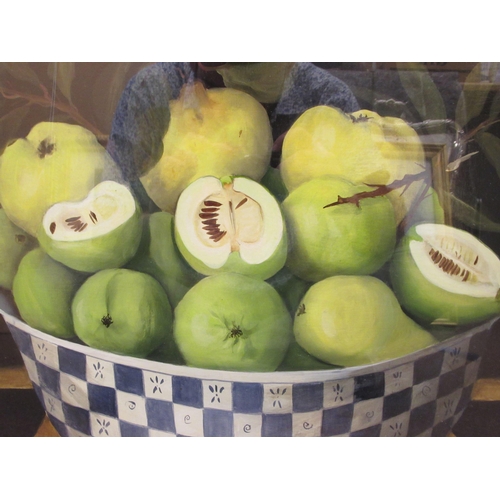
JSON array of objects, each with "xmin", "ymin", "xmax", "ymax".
[
  {"xmin": 323, "ymin": 169, "xmax": 429, "ymax": 209},
  {"xmin": 0, "ymin": 83, "xmax": 105, "ymax": 138}
]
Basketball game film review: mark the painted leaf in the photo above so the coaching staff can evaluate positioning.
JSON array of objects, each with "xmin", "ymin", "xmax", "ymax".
[
  {"xmin": 47, "ymin": 62, "xmax": 75, "ymax": 104},
  {"xmin": 476, "ymin": 131, "xmax": 500, "ymax": 179},
  {"xmin": 396, "ymin": 63, "xmax": 447, "ymax": 122},
  {"xmin": 456, "ymin": 63, "xmax": 500, "ymax": 129},
  {"xmin": 0, "ymin": 63, "xmax": 40, "ymax": 87}
]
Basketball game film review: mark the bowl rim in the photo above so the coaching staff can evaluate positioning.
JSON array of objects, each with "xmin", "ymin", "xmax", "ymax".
[{"xmin": 1, "ymin": 288, "xmax": 497, "ymax": 384}]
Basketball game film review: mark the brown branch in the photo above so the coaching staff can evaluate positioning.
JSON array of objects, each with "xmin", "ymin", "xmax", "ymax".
[
  {"xmin": 0, "ymin": 83, "xmax": 105, "ymax": 139},
  {"xmin": 463, "ymin": 117, "xmax": 500, "ymax": 143},
  {"xmin": 323, "ymin": 169, "xmax": 429, "ymax": 209}
]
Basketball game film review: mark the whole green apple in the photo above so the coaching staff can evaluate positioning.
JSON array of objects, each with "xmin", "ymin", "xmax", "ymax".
[
  {"xmin": 173, "ymin": 273, "xmax": 292, "ymax": 371},
  {"xmin": 282, "ymin": 175, "xmax": 397, "ymax": 282},
  {"xmin": 12, "ymin": 248, "xmax": 86, "ymax": 338},
  {"xmin": 72, "ymin": 268, "xmax": 173, "ymax": 358}
]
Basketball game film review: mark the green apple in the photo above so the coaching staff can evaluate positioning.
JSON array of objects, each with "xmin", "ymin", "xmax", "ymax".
[
  {"xmin": 72, "ymin": 268, "xmax": 173, "ymax": 358},
  {"xmin": 390, "ymin": 223, "xmax": 500, "ymax": 326},
  {"xmin": 173, "ymin": 273, "xmax": 292, "ymax": 371},
  {"xmin": 0, "ymin": 209, "xmax": 37, "ymax": 290},
  {"xmin": 126, "ymin": 211, "xmax": 201, "ymax": 308},
  {"xmin": 12, "ymin": 248, "xmax": 87, "ymax": 338},
  {"xmin": 174, "ymin": 175, "xmax": 287, "ymax": 281},
  {"xmin": 0, "ymin": 121, "xmax": 116, "ymax": 236},
  {"xmin": 38, "ymin": 181, "xmax": 142, "ymax": 273},
  {"xmin": 282, "ymin": 175, "xmax": 397, "ymax": 282},
  {"xmin": 293, "ymin": 275, "xmax": 436, "ymax": 367}
]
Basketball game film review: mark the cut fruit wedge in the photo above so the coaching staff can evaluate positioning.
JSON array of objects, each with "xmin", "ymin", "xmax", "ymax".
[
  {"xmin": 174, "ymin": 175, "xmax": 287, "ymax": 280},
  {"xmin": 38, "ymin": 181, "xmax": 142, "ymax": 273},
  {"xmin": 390, "ymin": 223, "xmax": 500, "ymax": 326}
]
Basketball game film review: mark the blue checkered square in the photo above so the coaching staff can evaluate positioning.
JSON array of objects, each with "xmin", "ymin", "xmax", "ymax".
[
  {"xmin": 232, "ymin": 382, "xmax": 263, "ymax": 413},
  {"xmin": 172, "ymin": 376, "xmax": 203, "ymax": 408},
  {"xmin": 383, "ymin": 387, "xmax": 412, "ymax": 420},
  {"xmin": 10, "ymin": 326, "xmax": 35, "ymax": 360},
  {"xmin": 203, "ymin": 409, "xmax": 234, "ymax": 437},
  {"xmin": 293, "ymin": 382, "xmax": 324, "ymax": 412},
  {"xmin": 37, "ymin": 363, "xmax": 61, "ymax": 399},
  {"xmin": 115, "ymin": 364, "xmax": 144, "ymax": 396},
  {"xmin": 120, "ymin": 421, "xmax": 149, "ymax": 437},
  {"xmin": 146, "ymin": 399, "xmax": 176, "ymax": 433},
  {"xmin": 88, "ymin": 384, "xmax": 118, "ymax": 417},
  {"xmin": 322, "ymin": 404, "xmax": 354, "ymax": 436},
  {"xmin": 262, "ymin": 413, "xmax": 293, "ymax": 437},
  {"xmin": 58, "ymin": 346, "xmax": 87, "ymax": 380},
  {"xmin": 354, "ymin": 372, "xmax": 385, "ymax": 401},
  {"xmin": 62, "ymin": 402, "xmax": 91, "ymax": 435}
]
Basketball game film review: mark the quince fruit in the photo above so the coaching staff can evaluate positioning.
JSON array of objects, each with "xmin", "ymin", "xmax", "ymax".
[
  {"xmin": 280, "ymin": 106, "xmax": 429, "ymax": 225},
  {"xmin": 139, "ymin": 81, "xmax": 273, "ymax": 213},
  {"xmin": 0, "ymin": 122, "xmax": 116, "ymax": 236}
]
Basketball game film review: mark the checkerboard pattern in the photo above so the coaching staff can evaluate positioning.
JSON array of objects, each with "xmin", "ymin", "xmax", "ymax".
[{"xmin": 7, "ymin": 321, "xmax": 491, "ymax": 437}]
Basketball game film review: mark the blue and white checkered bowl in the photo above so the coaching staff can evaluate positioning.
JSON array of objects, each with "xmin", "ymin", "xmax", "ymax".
[{"xmin": 1, "ymin": 290, "xmax": 495, "ymax": 437}]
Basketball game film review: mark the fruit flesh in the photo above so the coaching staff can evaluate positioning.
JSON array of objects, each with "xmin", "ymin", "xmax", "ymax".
[
  {"xmin": 38, "ymin": 181, "xmax": 142, "ymax": 273},
  {"xmin": 175, "ymin": 176, "xmax": 287, "ymax": 280},
  {"xmin": 390, "ymin": 224, "xmax": 500, "ymax": 325}
]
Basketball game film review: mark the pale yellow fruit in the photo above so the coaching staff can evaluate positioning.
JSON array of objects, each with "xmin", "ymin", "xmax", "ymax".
[
  {"xmin": 280, "ymin": 106, "xmax": 428, "ymax": 224},
  {"xmin": 0, "ymin": 122, "xmax": 113, "ymax": 236},
  {"xmin": 140, "ymin": 82, "xmax": 273, "ymax": 214}
]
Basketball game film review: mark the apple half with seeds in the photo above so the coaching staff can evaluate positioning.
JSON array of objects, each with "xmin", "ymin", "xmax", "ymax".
[
  {"xmin": 38, "ymin": 180, "xmax": 142, "ymax": 273},
  {"xmin": 390, "ymin": 223, "xmax": 500, "ymax": 326},
  {"xmin": 174, "ymin": 175, "xmax": 287, "ymax": 280}
]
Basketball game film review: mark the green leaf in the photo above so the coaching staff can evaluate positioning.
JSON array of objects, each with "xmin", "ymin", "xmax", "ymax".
[
  {"xmin": 0, "ymin": 63, "xmax": 40, "ymax": 87},
  {"xmin": 476, "ymin": 131, "xmax": 500, "ymax": 179},
  {"xmin": 456, "ymin": 63, "xmax": 500, "ymax": 128},
  {"xmin": 444, "ymin": 191, "xmax": 500, "ymax": 233},
  {"xmin": 47, "ymin": 62, "xmax": 75, "ymax": 104},
  {"xmin": 396, "ymin": 63, "xmax": 447, "ymax": 122}
]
